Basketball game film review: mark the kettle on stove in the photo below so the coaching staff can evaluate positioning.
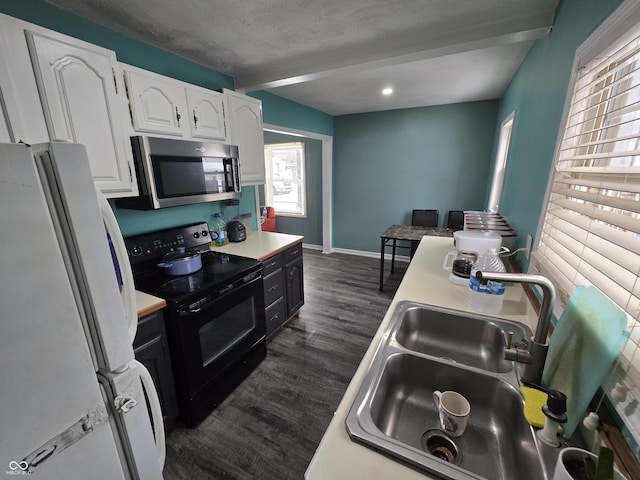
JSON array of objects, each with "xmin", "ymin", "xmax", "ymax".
[{"xmin": 227, "ymin": 220, "xmax": 247, "ymax": 242}]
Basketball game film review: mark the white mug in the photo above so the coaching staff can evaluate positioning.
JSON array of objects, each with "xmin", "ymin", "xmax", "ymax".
[{"xmin": 433, "ymin": 390, "xmax": 471, "ymax": 437}]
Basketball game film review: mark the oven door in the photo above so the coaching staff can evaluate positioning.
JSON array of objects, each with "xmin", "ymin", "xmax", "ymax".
[{"xmin": 172, "ymin": 273, "xmax": 266, "ymax": 401}]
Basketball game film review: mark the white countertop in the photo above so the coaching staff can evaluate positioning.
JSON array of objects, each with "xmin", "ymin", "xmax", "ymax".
[
  {"xmin": 304, "ymin": 235, "xmax": 539, "ymax": 480},
  {"xmin": 209, "ymin": 230, "xmax": 304, "ymax": 262}
]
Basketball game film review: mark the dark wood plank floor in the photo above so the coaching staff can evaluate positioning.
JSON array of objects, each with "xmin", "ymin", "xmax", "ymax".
[{"xmin": 162, "ymin": 249, "xmax": 407, "ymax": 479}]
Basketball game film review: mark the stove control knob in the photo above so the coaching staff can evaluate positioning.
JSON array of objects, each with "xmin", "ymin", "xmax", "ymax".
[{"xmin": 130, "ymin": 245, "xmax": 142, "ymax": 256}]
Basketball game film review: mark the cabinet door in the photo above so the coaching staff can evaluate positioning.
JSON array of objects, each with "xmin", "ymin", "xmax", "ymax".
[
  {"xmin": 224, "ymin": 89, "xmax": 265, "ymax": 185},
  {"xmin": 285, "ymin": 251, "xmax": 304, "ymax": 317},
  {"xmin": 186, "ymin": 87, "xmax": 228, "ymax": 141},
  {"xmin": 25, "ymin": 30, "xmax": 136, "ymax": 197},
  {"xmin": 133, "ymin": 311, "xmax": 179, "ymax": 427},
  {"xmin": 124, "ymin": 67, "xmax": 189, "ymax": 137}
]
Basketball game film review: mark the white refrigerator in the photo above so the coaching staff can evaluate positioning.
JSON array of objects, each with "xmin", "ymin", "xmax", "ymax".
[{"xmin": 0, "ymin": 142, "xmax": 164, "ymax": 479}]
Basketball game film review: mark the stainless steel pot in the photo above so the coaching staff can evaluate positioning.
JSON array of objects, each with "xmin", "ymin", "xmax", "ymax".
[{"xmin": 157, "ymin": 247, "xmax": 202, "ymax": 275}]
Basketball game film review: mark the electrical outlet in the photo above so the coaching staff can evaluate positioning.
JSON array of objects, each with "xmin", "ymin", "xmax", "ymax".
[{"xmin": 525, "ymin": 234, "xmax": 533, "ymax": 259}]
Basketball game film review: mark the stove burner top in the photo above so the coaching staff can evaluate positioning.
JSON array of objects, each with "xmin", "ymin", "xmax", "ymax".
[
  {"xmin": 161, "ymin": 275, "xmax": 203, "ymax": 294},
  {"xmin": 133, "ymin": 250, "xmax": 261, "ymax": 305}
]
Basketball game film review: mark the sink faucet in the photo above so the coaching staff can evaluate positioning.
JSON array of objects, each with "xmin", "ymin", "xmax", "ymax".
[{"xmin": 475, "ymin": 271, "xmax": 556, "ymax": 386}]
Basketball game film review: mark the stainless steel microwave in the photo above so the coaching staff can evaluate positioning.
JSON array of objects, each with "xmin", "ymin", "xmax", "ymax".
[{"xmin": 116, "ymin": 136, "xmax": 241, "ymax": 210}]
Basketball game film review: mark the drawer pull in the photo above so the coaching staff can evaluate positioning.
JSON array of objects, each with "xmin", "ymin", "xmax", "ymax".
[
  {"xmin": 270, "ymin": 313, "xmax": 280, "ymax": 321},
  {"xmin": 268, "ymin": 284, "xmax": 279, "ymax": 292}
]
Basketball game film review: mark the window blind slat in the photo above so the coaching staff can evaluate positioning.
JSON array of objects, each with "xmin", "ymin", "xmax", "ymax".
[
  {"xmin": 553, "ymin": 173, "xmax": 640, "ymax": 194},
  {"xmin": 546, "ymin": 207, "xmax": 640, "ymax": 253},
  {"xmin": 549, "ymin": 197, "xmax": 640, "ymax": 231},
  {"xmin": 552, "ymin": 186, "xmax": 640, "ymax": 214}
]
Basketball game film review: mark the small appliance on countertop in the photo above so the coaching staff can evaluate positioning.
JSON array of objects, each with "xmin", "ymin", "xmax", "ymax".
[
  {"xmin": 227, "ymin": 220, "xmax": 247, "ymax": 242},
  {"xmin": 222, "ymin": 200, "xmax": 249, "ymax": 242},
  {"xmin": 445, "ymin": 230, "xmax": 503, "ymax": 285}
]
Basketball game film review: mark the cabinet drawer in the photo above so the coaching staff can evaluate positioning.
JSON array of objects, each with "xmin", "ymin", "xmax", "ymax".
[
  {"xmin": 284, "ymin": 243, "xmax": 303, "ymax": 264},
  {"xmin": 134, "ymin": 310, "xmax": 164, "ymax": 349},
  {"xmin": 263, "ymin": 268, "xmax": 284, "ymax": 306},
  {"xmin": 262, "ymin": 253, "xmax": 283, "ymax": 276},
  {"xmin": 265, "ymin": 296, "xmax": 286, "ymax": 336}
]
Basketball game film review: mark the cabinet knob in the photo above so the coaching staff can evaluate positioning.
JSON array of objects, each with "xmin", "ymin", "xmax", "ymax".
[
  {"xmin": 193, "ymin": 110, "xmax": 198, "ymax": 128},
  {"xmin": 175, "ymin": 106, "xmax": 181, "ymax": 126}
]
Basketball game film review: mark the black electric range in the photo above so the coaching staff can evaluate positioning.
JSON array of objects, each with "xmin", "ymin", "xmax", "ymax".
[
  {"xmin": 124, "ymin": 222, "xmax": 266, "ymax": 427},
  {"xmin": 125, "ymin": 222, "xmax": 261, "ymax": 306}
]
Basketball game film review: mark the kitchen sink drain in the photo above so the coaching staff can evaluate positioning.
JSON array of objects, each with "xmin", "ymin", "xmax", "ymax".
[{"xmin": 422, "ymin": 429, "xmax": 462, "ymax": 465}]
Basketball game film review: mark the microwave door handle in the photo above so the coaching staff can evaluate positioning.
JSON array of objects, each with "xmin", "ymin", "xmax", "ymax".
[{"xmin": 224, "ymin": 158, "xmax": 234, "ymax": 192}]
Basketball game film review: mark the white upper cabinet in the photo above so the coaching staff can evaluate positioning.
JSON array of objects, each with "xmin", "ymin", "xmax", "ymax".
[
  {"xmin": 224, "ymin": 89, "xmax": 265, "ymax": 185},
  {"xmin": 0, "ymin": 14, "xmax": 52, "ymax": 145},
  {"xmin": 123, "ymin": 66, "xmax": 189, "ymax": 137},
  {"xmin": 123, "ymin": 65, "xmax": 229, "ymax": 142},
  {"xmin": 23, "ymin": 27, "xmax": 136, "ymax": 197},
  {"xmin": 186, "ymin": 86, "xmax": 228, "ymax": 141}
]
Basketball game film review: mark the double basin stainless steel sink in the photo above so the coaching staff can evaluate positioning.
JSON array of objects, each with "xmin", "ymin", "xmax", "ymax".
[{"xmin": 345, "ymin": 301, "xmax": 547, "ymax": 480}]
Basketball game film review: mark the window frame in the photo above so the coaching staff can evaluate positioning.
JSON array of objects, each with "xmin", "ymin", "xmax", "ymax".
[
  {"xmin": 264, "ymin": 141, "xmax": 307, "ymax": 218},
  {"xmin": 487, "ymin": 111, "xmax": 515, "ymax": 213}
]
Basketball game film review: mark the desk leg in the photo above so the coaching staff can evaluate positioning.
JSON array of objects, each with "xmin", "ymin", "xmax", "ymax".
[
  {"xmin": 379, "ymin": 237, "xmax": 386, "ymax": 292},
  {"xmin": 391, "ymin": 239, "xmax": 397, "ymax": 274}
]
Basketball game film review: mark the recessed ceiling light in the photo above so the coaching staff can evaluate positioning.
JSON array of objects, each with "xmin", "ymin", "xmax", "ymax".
[{"xmin": 382, "ymin": 87, "xmax": 393, "ymax": 95}]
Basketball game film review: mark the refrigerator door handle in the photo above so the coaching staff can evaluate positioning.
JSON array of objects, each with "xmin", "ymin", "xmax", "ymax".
[
  {"xmin": 96, "ymin": 187, "xmax": 138, "ymax": 343},
  {"xmin": 133, "ymin": 359, "xmax": 166, "ymax": 468}
]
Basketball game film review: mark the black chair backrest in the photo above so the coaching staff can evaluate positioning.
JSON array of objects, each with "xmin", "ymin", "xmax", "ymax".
[
  {"xmin": 412, "ymin": 209, "xmax": 439, "ymax": 227},
  {"xmin": 447, "ymin": 210, "xmax": 465, "ymax": 231}
]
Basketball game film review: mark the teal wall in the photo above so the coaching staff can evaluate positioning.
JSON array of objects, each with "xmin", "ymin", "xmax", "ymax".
[
  {"xmin": 491, "ymin": 0, "xmax": 623, "ymax": 269},
  {"xmin": 332, "ymin": 101, "xmax": 499, "ymax": 252},
  {"xmin": 263, "ymin": 132, "xmax": 323, "ymax": 245},
  {"xmin": 0, "ymin": 0, "xmax": 330, "ymax": 237},
  {"xmin": 249, "ymin": 91, "xmax": 333, "ymax": 136}
]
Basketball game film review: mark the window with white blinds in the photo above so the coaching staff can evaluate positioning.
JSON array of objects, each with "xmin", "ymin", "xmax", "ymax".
[{"xmin": 533, "ymin": 19, "xmax": 640, "ymax": 399}]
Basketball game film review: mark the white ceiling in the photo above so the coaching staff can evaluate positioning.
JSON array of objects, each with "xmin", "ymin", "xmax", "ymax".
[{"xmin": 43, "ymin": 0, "xmax": 560, "ymax": 116}]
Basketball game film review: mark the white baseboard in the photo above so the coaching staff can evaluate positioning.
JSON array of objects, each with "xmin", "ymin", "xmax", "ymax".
[{"xmin": 328, "ymin": 246, "xmax": 411, "ymax": 263}]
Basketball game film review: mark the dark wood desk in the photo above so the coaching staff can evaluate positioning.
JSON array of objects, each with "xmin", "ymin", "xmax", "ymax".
[{"xmin": 379, "ymin": 224, "xmax": 453, "ymax": 291}]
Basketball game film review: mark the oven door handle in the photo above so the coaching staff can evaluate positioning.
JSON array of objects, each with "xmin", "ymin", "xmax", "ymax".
[{"xmin": 177, "ymin": 274, "xmax": 262, "ymax": 316}]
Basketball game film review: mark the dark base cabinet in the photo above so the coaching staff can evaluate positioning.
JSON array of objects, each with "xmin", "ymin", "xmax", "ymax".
[
  {"xmin": 263, "ymin": 243, "xmax": 304, "ymax": 337},
  {"xmin": 284, "ymin": 244, "xmax": 304, "ymax": 315},
  {"xmin": 133, "ymin": 310, "xmax": 179, "ymax": 429}
]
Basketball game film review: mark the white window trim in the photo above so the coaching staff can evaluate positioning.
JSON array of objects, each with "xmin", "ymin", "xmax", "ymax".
[
  {"xmin": 487, "ymin": 111, "xmax": 515, "ymax": 213},
  {"xmin": 262, "ymin": 124, "xmax": 333, "ymax": 254},
  {"xmin": 531, "ymin": 0, "xmax": 640, "ymax": 448}
]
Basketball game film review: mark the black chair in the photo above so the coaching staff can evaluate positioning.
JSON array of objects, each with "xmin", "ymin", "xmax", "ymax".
[
  {"xmin": 447, "ymin": 210, "xmax": 465, "ymax": 231},
  {"xmin": 411, "ymin": 209, "xmax": 439, "ymax": 257}
]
